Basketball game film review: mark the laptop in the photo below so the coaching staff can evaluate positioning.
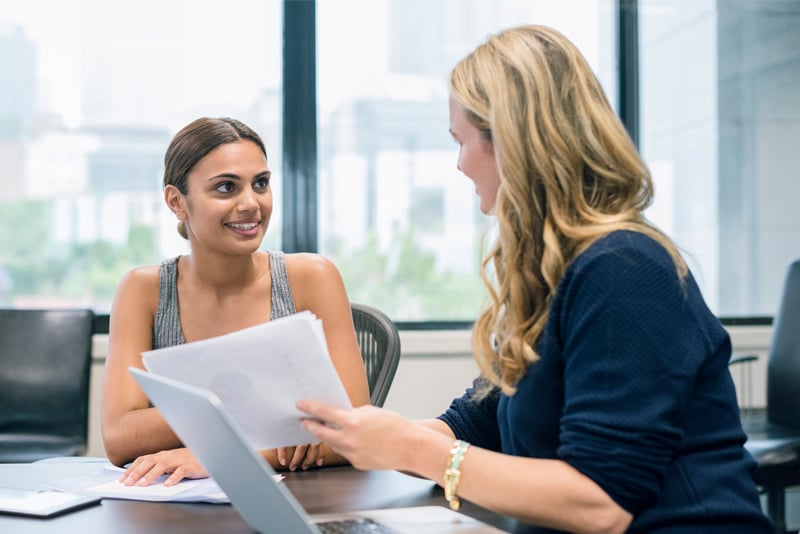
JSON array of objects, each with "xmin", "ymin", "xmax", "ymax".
[{"xmin": 129, "ymin": 367, "xmax": 505, "ymax": 533}]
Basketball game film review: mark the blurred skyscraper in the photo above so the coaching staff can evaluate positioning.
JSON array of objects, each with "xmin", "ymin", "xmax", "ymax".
[{"xmin": 0, "ymin": 24, "xmax": 36, "ymax": 141}]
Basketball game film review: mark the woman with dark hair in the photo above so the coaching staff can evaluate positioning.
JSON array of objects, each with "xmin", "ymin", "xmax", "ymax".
[
  {"xmin": 298, "ymin": 26, "xmax": 772, "ymax": 533},
  {"xmin": 102, "ymin": 117, "xmax": 370, "ymax": 486}
]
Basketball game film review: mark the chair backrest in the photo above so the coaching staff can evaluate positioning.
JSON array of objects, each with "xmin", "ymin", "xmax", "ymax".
[
  {"xmin": 350, "ymin": 303, "xmax": 401, "ymax": 407},
  {"xmin": 0, "ymin": 308, "xmax": 95, "ymax": 462},
  {"xmin": 767, "ymin": 259, "xmax": 800, "ymax": 427}
]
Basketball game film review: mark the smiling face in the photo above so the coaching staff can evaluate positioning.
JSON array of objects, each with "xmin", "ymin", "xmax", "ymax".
[
  {"xmin": 448, "ymin": 96, "xmax": 500, "ymax": 215},
  {"xmin": 165, "ymin": 139, "xmax": 272, "ymax": 255}
]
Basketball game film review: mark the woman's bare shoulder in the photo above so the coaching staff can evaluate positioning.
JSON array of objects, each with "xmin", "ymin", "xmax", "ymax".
[
  {"xmin": 282, "ymin": 253, "xmax": 347, "ymax": 307},
  {"xmin": 114, "ymin": 264, "xmax": 162, "ymax": 302},
  {"xmin": 121, "ymin": 264, "xmax": 161, "ymax": 284},
  {"xmin": 283, "ymin": 252, "xmax": 340, "ymax": 278},
  {"xmin": 109, "ymin": 263, "xmax": 163, "ymax": 331}
]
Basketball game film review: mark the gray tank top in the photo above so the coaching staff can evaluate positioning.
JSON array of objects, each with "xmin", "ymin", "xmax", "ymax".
[{"xmin": 152, "ymin": 251, "xmax": 296, "ymax": 349}]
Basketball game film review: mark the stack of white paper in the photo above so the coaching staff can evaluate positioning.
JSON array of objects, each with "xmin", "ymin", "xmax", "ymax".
[
  {"xmin": 140, "ymin": 311, "xmax": 352, "ymax": 450},
  {"xmin": 47, "ymin": 464, "xmax": 232, "ymax": 503}
]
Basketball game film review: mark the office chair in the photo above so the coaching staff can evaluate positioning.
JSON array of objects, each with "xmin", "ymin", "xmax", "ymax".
[
  {"xmin": 0, "ymin": 308, "xmax": 95, "ymax": 463},
  {"xmin": 350, "ymin": 303, "xmax": 401, "ymax": 407},
  {"xmin": 729, "ymin": 259, "xmax": 800, "ymax": 533}
]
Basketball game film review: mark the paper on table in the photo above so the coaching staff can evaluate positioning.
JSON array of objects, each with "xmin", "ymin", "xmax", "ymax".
[
  {"xmin": 47, "ymin": 464, "xmax": 279, "ymax": 504},
  {"xmin": 88, "ymin": 479, "xmax": 201, "ymax": 498},
  {"xmin": 47, "ymin": 464, "xmax": 230, "ymax": 503},
  {"xmin": 140, "ymin": 311, "xmax": 353, "ymax": 449}
]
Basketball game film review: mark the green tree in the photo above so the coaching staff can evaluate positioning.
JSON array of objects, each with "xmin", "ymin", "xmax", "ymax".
[
  {"xmin": 0, "ymin": 200, "xmax": 52, "ymax": 298},
  {"xmin": 0, "ymin": 199, "xmax": 159, "ymax": 308},
  {"xmin": 335, "ymin": 228, "xmax": 486, "ymax": 322}
]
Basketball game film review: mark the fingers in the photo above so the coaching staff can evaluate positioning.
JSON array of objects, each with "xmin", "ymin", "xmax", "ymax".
[
  {"xmin": 277, "ymin": 447, "xmax": 291, "ymax": 467},
  {"xmin": 283, "ymin": 401, "xmax": 370, "ymax": 471},
  {"xmin": 288, "ymin": 444, "xmax": 308, "ymax": 471},
  {"xmin": 302, "ymin": 417, "xmax": 337, "ymax": 443},
  {"xmin": 300, "ymin": 443, "xmax": 322, "ymax": 470},
  {"xmin": 288, "ymin": 443, "xmax": 324, "ymax": 471},
  {"xmin": 298, "ymin": 400, "xmax": 350, "ymax": 445},
  {"xmin": 297, "ymin": 399, "xmax": 343, "ymax": 426},
  {"xmin": 313, "ymin": 443, "xmax": 324, "ymax": 468},
  {"xmin": 118, "ymin": 449, "xmax": 207, "ymax": 487},
  {"xmin": 275, "ymin": 444, "xmax": 323, "ymax": 471},
  {"xmin": 163, "ymin": 466, "xmax": 187, "ymax": 487},
  {"xmin": 120, "ymin": 456, "xmax": 168, "ymax": 487}
]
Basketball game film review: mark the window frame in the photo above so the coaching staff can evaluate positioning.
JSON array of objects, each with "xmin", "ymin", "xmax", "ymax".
[{"xmin": 92, "ymin": 0, "xmax": 770, "ymax": 333}]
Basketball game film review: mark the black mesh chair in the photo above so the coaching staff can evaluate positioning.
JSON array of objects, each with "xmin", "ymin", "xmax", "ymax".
[
  {"xmin": 730, "ymin": 259, "xmax": 800, "ymax": 533},
  {"xmin": 0, "ymin": 309, "xmax": 95, "ymax": 462},
  {"xmin": 350, "ymin": 303, "xmax": 401, "ymax": 407}
]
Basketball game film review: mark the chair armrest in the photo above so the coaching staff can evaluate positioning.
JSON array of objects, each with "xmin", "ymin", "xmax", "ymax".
[
  {"xmin": 729, "ymin": 354, "xmax": 759, "ymax": 367},
  {"xmin": 728, "ymin": 354, "xmax": 760, "ymax": 418}
]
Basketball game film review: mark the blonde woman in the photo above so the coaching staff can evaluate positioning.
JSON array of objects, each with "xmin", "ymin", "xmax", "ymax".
[{"xmin": 299, "ymin": 26, "xmax": 771, "ymax": 533}]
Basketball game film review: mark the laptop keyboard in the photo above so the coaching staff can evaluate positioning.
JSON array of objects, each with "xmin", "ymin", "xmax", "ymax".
[{"xmin": 315, "ymin": 517, "xmax": 401, "ymax": 534}]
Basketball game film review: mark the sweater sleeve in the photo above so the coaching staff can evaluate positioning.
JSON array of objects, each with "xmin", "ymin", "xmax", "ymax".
[
  {"xmin": 554, "ymin": 237, "xmax": 722, "ymax": 514},
  {"xmin": 437, "ymin": 377, "xmax": 503, "ymax": 452}
]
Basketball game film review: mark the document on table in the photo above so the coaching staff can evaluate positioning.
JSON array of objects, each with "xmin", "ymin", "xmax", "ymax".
[
  {"xmin": 47, "ymin": 464, "xmax": 283, "ymax": 503},
  {"xmin": 140, "ymin": 311, "xmax": 353, "ymax": 449}
]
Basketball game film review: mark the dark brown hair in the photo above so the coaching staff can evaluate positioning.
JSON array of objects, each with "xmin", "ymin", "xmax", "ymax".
[
  {"xmin": 163, "ymin": 117, "xmax": 267, "ymax": 195},
  {"xmin": 163, "ymin": 117, "xmax": 267, "ymax": 238}
]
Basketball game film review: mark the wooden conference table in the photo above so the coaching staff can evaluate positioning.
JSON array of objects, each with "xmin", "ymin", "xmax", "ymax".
[{"xmin": 0, "ymin": 460, "xmax": 519, "ymax": 533}]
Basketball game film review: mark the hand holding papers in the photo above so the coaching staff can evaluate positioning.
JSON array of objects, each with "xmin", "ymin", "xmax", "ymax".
[{"xmin": 138, "ymin": 311, "xmax": 352, "ymax": 450}]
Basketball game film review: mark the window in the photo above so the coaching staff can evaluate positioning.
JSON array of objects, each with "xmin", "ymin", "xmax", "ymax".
[
  {"xmin": 13, "ymin": 2, "xmax": 790, "ymax": 324},
  {"xmin": 317, "ymin": 0, "xmax": 616, "ymax": 321},
  {"xmin": 0, "ymin": 0, "xmax": 283, "ymax": 310},
  {"xmin": 1, "ymin": 0, "xmax": 617, "ymax": 322},
  {"xmin": 640, "ymin": 0, "xmax": 800, "ymax": 316}
]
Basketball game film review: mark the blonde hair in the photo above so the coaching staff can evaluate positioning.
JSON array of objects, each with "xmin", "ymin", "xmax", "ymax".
[{"xmin": 451, "ymin": 25, "xmax": 687, "ymax": 396}]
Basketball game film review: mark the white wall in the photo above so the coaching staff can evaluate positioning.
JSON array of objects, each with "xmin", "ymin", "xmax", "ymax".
[{"xmin": 85, "ymin": 325, "xmax": 772, "ymax": 458}]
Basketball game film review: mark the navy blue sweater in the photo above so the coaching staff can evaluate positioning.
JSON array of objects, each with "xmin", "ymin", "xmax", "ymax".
[{"xmin": 439, "ymin": 231, "xmax": 772, "ymax": 533}]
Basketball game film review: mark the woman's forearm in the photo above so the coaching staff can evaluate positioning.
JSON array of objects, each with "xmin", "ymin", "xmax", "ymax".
[
  {"xmin": 103, "ymin": 407, "xmax": 182, "ymax": 466},
  {"xmin": 400, "ymin": 428, "xmax": 631, "ymax": 534}
]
